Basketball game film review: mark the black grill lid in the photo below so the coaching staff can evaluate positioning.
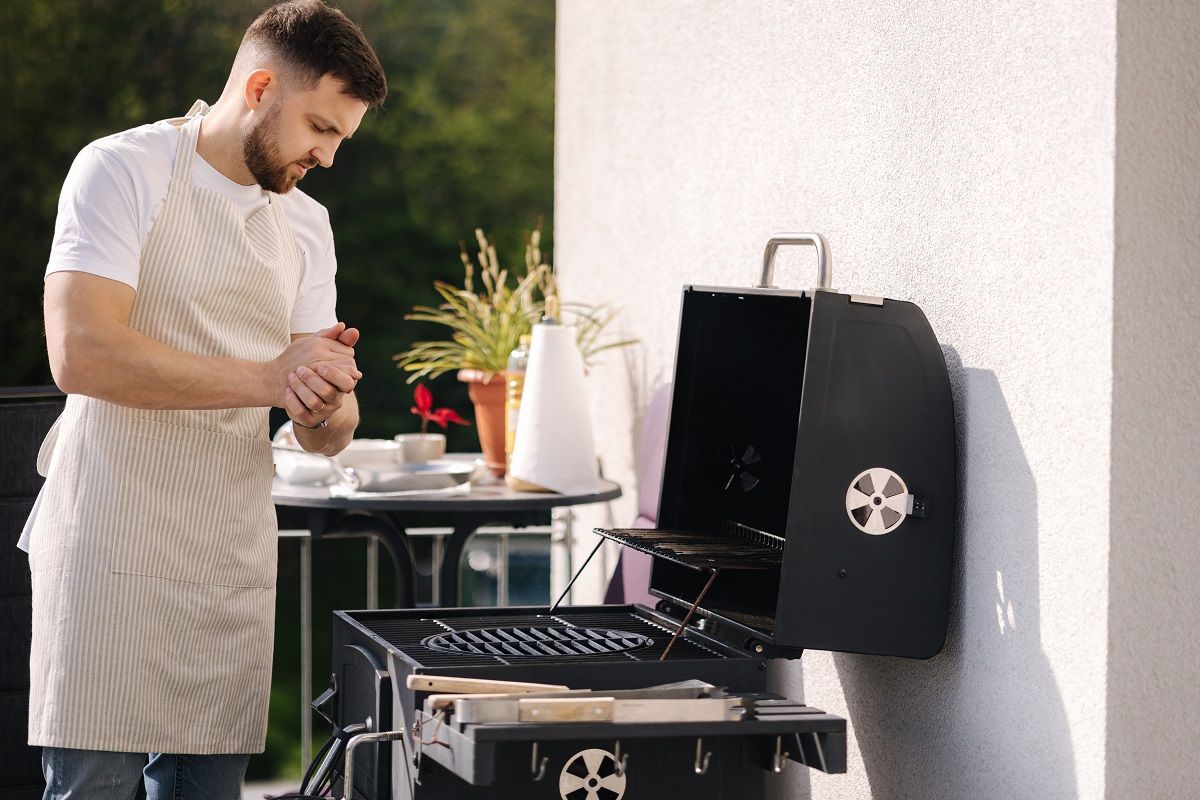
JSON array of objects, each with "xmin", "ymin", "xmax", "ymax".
[{"xmin": 596, "ymin": 234, "xmax": 957, "ymax": 660}]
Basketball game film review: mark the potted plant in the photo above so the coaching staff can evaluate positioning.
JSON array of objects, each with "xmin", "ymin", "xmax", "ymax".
[
  {"xmin": 394, "ymin": 383, "xmax": 469, "ymax": 463},
  {"xmin": 394, "ymin": 224, "xmax": 635, "ymax": 476}
]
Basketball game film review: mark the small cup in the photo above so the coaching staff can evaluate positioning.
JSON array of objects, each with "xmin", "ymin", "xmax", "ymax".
[
  {"xmin": 394, "ymin": 433, "xmax": 446, "ymax": 464},
  {"xmin": 334, "ymin": 439, "xmax": 402, "ymax": 471}
]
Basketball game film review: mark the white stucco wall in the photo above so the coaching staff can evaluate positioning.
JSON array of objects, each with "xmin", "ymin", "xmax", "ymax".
[
  {"xmin": 550, "ymin": 1, "xmax": 1194, "ymax": 797},
  {"xmin": 1108, "ymin": 2, "xmax": 1200, "ymax": 797}
]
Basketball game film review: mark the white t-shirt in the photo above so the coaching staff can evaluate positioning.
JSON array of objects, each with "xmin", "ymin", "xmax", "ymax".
[{"xmin": 46, "ymin": 118, "xmax": 338, "ymax": 334}]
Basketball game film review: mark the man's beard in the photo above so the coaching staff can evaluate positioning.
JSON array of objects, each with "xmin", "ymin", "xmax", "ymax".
[{"xmin": 243, "ymin": 105, "xmax": 312, "ymax": 194}]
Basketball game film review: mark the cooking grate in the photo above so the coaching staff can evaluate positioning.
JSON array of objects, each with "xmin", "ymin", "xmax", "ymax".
[
  {"xmin": 596, "ymin": 522, "xmax": 784, "ymax": 572},
  {"xmin": 421, "ymin": 626, "xmax": 653, "ymax": 658},
  {"xmin": 351, "ymin": 609, "xmax": 729, "ymax": 666}
]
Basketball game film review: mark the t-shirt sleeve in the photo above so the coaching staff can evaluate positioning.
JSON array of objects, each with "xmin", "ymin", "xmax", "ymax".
[
  {"xmin": 45, "ymin": 144, "xmax": 144, "ymax": 290},
  {"xmin": 290, "ymin": 207, "xmax": 339, "ymax": 334}
]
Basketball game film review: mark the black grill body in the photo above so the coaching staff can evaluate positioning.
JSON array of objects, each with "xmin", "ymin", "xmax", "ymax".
[
  {"xmin": 326, "ymin": 269, "xmax": 955, "ymax": 799},
  {"xmin": 329, "ymin": 605, "xmax": 845, "ymax": 800}
]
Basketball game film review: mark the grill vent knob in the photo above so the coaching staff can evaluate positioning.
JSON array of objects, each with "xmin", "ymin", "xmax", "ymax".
[
  {"xmin": 560, "ymin": 748, "xmax": 626, "ymax": 800},
  {"xmin": 845, "ymin": 468, "xmax": 911, "ymax": 535}
]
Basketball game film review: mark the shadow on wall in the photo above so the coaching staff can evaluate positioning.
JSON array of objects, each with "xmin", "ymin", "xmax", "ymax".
[{"xmin": 829, "ymin": 349, "xmax": 1077, "ymax": 799}]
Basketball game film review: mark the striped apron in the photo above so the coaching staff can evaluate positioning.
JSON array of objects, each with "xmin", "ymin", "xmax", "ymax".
[{"xmin": 28, "ymin": 102, "xmax": 301, "ymax": 754}]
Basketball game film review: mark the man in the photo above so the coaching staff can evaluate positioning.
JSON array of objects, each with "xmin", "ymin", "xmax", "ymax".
[{"xmin": 26, "ymin": 2, "xmax": 387, "ymax": 797}]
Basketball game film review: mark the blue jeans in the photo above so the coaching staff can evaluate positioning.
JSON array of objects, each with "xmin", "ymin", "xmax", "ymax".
[{"xmin": 42, "ymin": 747, "xmax": 249, "ymax": 800}]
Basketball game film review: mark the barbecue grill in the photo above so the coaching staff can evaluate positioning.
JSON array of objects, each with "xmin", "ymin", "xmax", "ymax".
[{"xmin": 317, "ymin": 234, "xmax": 957, "ymax": 800}]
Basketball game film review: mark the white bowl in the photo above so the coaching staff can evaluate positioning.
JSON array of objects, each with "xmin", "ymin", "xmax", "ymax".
[
  {"xmin": 334, "ymin": 439, "xmax": 402, "ymax": 471},
  {"xmin": 393, "ymin": 433, "xmax": 447, "ymax": 463}
]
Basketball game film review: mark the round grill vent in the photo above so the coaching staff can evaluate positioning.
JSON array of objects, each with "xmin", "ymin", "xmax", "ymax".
[
  {"xmin": 421, "ymin": 626, "xmax": 654, "ymax": 659},
  {"xmin": 845, "ymin": 467, "xmax": 909, "ymax": 535},
  {"xmin": 560, "ymin": 748, "xmax": 626, "ymax": 800}
]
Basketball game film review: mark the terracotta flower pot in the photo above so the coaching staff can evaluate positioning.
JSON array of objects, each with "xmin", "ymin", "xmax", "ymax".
[{"xmin": 458, "ymin": 369, "xmax": 507, "ymax": 477}]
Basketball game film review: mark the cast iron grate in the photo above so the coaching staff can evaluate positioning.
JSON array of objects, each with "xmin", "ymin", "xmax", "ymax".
[
  {"xmin": 420, "ymin": 626, "xmax": 653, "ymax": 659},
  {"xmin": 352, "ymin": 609, "xmax": 730, "ymax": 666}
]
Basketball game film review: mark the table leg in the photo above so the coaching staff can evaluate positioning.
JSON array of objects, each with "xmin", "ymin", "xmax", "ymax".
[
  {"xmin": 365, "ymin": 538, "xmax": 379, "ymax": 610},
  {"xmin": 497, "ymin": 531, "xmax": 510, "ymax": 606},
  {"xmin": 438, "ymin": 524, "xmax": 482, "ymax": 608},
  {"xmin": 436, "ymin": 511, "xmax": 550, "ymax": 607},
  {"xmin": 432, "ymin": 535, "xmax": 444, "ymax": 604},
  {"xmin": 333, "ymin": 512, "xmax": 418, "ymax": 608}
]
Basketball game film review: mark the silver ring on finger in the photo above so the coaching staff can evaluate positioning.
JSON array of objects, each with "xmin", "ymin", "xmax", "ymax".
[{"xmin": 317, "ymin": 402, "xmax": 326, "ymax": 414}]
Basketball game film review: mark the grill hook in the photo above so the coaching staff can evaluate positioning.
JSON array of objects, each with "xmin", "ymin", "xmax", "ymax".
[
  {"xmin": 613, "ymin": 740, "xmax": 629, "ymax": 777},
  {"xmin": 694, "ymin": 738, "xmax": 712, "ymax": 775},
  {"xmin": 772, "ymin": 735, "xmax": 790, "ymax": 773},
  {"xmin": 530, "ymin": 742, "xmax": 549, "ymax": 781}
]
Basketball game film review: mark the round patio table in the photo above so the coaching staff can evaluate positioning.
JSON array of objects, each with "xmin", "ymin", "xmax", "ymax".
[{"xmin": 273, "ymin": 467, "xmax": 621, "ymax": 608}]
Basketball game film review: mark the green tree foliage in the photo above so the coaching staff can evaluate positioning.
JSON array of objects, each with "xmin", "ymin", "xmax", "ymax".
[
  {"xmin": 1, "ymin": 0, "xmax": 554, "ymax": 449},
  {"xmin": 1, "ymin": 0, "xmax": 553, "ymax": 779}
]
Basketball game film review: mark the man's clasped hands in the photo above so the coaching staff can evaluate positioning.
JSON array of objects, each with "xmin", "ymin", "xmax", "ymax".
[{"xmin": 270, "ymin": 321, "xmax": 361, "ymax": 429}]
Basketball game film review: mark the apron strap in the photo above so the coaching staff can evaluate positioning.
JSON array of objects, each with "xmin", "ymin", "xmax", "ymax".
[
  {"xmin": 184, "ymin": 99, "xmax": 210, "ymax": 119},
  {"xmin": 171, "ymin": 101, "xmax": 209, "ymax": 185}
]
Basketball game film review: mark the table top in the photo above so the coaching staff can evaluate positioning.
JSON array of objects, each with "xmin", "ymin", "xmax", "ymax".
[{"xmin": 272, "ymin": 467, "xmax": 621, "ymax": 512}]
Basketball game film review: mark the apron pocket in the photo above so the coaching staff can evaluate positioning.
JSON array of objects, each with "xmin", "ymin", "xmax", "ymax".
[{"xmin": 108, "ymin": 417, "xmax": 276, "ymax": 588}]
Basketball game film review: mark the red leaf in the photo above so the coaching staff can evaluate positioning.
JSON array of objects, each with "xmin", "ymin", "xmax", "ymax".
[
  {"xmin": 413, "ymin": 383, "xmax": 433, "ymax": 414},
  {"xmin": 436, "ymin": 408, "xmax": 471, "ymax": 427}
]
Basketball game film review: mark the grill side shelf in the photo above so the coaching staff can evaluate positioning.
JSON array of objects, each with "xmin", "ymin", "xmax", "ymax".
[
  {"xmin": 414, "ymin": 707, "xmax": 848, "ymax": 785},
  {"xmin": 458, "ymin": 713, "xmax": 846, "ymax": 740},
  {"xmin": 595, "ymin": 527, "xmax": 784, "ymax": 572}
]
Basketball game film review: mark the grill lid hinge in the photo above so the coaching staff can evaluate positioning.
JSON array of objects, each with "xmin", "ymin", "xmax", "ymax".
[{"xmin": 849, "ymin": 294, "xmax": 884, "ymax": 306}]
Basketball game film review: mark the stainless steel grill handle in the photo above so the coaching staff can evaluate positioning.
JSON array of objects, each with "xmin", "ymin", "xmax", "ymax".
[{"xmin": 758, "ymin": 233, "xmax": 832, "ymax": 290}]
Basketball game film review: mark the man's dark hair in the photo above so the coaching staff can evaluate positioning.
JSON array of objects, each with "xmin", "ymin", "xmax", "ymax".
[{"xmin": 242, "ymin": 0, "xmax": 387, "ymax": 107}]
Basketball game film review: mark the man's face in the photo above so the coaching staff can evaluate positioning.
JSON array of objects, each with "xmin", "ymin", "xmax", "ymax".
[{"xmin": 243, "ymin": 73, "xmax": 369, "ymax": 194}]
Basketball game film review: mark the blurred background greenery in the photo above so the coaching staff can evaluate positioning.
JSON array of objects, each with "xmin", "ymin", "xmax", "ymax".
[{"xmin": 1, "ymin": 0, "xmax": 554, "ymax": 781}]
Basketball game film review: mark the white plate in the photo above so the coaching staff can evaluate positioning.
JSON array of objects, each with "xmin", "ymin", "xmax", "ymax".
[{"xmin": 346, "ymin": 460, "xmax": 474, "ymax": 493}]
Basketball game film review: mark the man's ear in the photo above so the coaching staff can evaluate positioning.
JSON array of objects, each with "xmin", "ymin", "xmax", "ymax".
[{"xmin": 243, "ymin": 68, "xmax": 276, "ymax": 110}]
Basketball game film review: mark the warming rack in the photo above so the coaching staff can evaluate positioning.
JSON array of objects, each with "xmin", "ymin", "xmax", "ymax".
[
  {"xmin": 549, "ymin": 521, "xmax": 786, "ymax": 660},
  {"xmin": 595, "ymin": 523, "xmax": 784, "ymax": 572}
]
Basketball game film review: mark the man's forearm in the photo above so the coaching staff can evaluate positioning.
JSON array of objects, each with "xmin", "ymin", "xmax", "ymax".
[
  {"xmin": 54, "ymin": 321, "xmax": 275, "ymax": 409},
  {"xmin": 293, "ymin": 391, "xmax": 359, "ymax": 456}
]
